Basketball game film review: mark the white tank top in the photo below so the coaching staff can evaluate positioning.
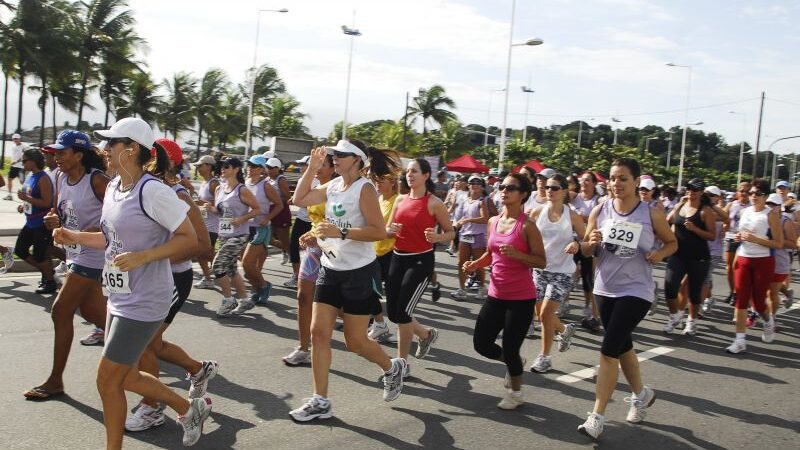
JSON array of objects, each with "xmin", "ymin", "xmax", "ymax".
[
  {"xmin": 320, "ymin": 177, "xmax": 377, "ymax": 270},
  {"xmin": 536, "ymin": 203, "xmax": 576, "ymax": 274},
  {"xmin": 737, "ymin": 206, "xmax": 771, "ymax": 258}
]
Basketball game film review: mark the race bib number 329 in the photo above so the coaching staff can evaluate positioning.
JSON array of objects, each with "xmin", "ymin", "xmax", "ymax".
[{"xmin": 602, "ymin": 220, "xmax": 643, "ymax": 250}]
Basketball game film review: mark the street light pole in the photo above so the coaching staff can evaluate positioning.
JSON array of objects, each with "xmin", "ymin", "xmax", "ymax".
[
  {"xmin": 666, "ymin": 132, "xmax": 673, "ymax": 170},
  {"xmin": 576, "ymin": 120, "xmax": 583, "ymax": 149},
  {"xmin": 667, "ymin": 62, "xmax": 692, "ymax": 189},
  {"xmin": 611, "ymin": 117, "xmax": 621, "ymax": 145},
  {"xmin": 245, "ymin": 8, "xmax": 288, "ymax": 159},
  {"xmin": 484, "ymin": 88, "xmax": 504, "ymax": 146},
  {"xmin": 341, "ymin": 12, "xmax": 362, "ymax": 141},
  {"xmin": 729, "ymin": 110, "xmax": 747, "ymax": 186},
  {"xmin": 521, "ymin": 77, "xmax": 534, "ymax": 143},
  {"xmin": 765, "ymin": 136, "xmax": 800, "ymax": 188}
]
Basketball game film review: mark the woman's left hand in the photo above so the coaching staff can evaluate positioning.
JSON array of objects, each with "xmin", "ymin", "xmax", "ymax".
[
  {"xmin": 424, "ymin": 227, "xmax": 439, "ymax": 243},
  {"xmin": 564, "ymin": 241, "xmax": 579, "ymax": 254},
  {"xmin": 315, "ymin": 222, "xmax": 341, "ymax": 239},
  {"xmin": 499, "ymin": 244, "xmax": 520, "ymax": 259},
  {"xmin": 113, "ymin": 251, "xmax": 150, "ymax": 272},
  {"xmin": 645, "ymin": 250, "xmax": 663, "ymax": 265}
]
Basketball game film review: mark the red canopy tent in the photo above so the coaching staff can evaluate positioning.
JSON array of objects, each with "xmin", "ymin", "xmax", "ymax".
[
  {"xmin": 512, "ymin": 159, "xmax": 546, "ymax": 174},
  {"xmin": 445, "ymin": 154, "xmax": 490, "ymax": 173}
]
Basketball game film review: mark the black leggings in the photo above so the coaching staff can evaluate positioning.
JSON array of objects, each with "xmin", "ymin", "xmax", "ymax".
[
  {"xmin": 575, "ymin": 252, "xmax": 594, "ymax": 292},
  {"xmin": 289, "ymin": 218, "xmax": 312, "ymax": 264},
  {"xmin": 473, "ymin": 297, "xmax": 535, "ymax": 377},
  {"xmin": 385, "ymin": 251, "xmax": 434, "ymax": 324},
  {"xmin": 664, "ymin": 255, "xmax": 710, "ymax": 305},
  {"xmin": 15, "ymin": 225, "xmax": 52, "ymax": 262},
  {"xmin": 596, "ymin": 295, "xmax": 650, "ymax": 358}
]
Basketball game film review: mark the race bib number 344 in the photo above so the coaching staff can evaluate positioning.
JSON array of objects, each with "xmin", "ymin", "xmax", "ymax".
[
  {"xmin": 103, "ymin": 262, "xmax": 131, "ymax": 294},
  {"xmin": 219, "ymin": 218, "xmax": 233, "ymax": 236},
  {"xmin": 602, "ymin": 220, "xmax": 643, "ymax": 249}
]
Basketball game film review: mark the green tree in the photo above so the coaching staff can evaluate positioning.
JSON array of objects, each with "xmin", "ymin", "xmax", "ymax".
[
  {"xmin": 114, "ymin": 71, "xmax": 160, "ymax": 125},
  {"xmin": 193, "ymin": 68, "xmax": 228, "ymax": 157},
  {"xmin": 208, "ymin": 90, "xmax": 247, "ymax": 151},
  {"xmin": 405, "ymin": 85, "xmax": 457, "ymax": 134},
  {"xmin": 159, "ymin": 71, "xmax": 196, "ymax": 139},
  {"xmin": 98, "ymin": 29, "xmax": 142, "ymax": 127},
  {"xmin": 257, "ymin": 94, "xmax": 309, "ymax": 138}
]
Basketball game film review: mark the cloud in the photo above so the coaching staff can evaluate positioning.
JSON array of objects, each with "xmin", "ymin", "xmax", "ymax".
[{"xmin": 605, "ymin": 28, "xmax": 678, "ymax": 51}]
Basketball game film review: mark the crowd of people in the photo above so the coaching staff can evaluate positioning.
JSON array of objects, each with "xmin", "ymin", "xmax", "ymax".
[{"xmin": 2, "ymin": 121, "xmax": 797, "ymax": 447}]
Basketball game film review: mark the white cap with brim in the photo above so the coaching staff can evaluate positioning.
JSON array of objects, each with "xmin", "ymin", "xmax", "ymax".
[
  {"xmin": 326, "ymin": 140, "xmax": 368, "ymax": 164},
  {"xmin": 266, "ymin": 157, "xmax": 283, "ymax": 169},
  {"xmin": 704, "ymin": 185, "xmax": 722, "ymax": 196},
  {"xmin": 94, "ymin": 117, "xmax": 155, "ymax": 148},
  {"xmin": 766, "ymin": 193, "xmax": 783, "ymax": 206},
  {"xmin": 640, "ymin": 178, "xmax": 657, "ymax": 191},
  {"xmin": 776, "ymin": 180, "xmax": 790, "ymax": 189},
  {"xmin": 12, "ymin": 133, "xmax": 21, "ymax": 140},
  {"xmin": 295, "ymin": 155, "xmax": 311, "ymax": 165},
  {"xmin": 191, "ymin": 155, "xmax": 216, "ymax": 166}
]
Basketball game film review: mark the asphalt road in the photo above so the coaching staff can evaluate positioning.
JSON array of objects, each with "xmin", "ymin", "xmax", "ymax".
[{"xmin": 0, "ymin": 251, "xmax": 798, "ymax": 450}]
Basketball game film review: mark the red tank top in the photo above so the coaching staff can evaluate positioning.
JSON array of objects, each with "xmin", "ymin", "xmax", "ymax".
[{"xmin": 394, "ymin": 193, "xmax": 437, "ymax": 253}]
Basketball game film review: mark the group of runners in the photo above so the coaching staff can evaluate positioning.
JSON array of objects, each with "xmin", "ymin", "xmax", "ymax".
[{"xmin": 3, "ymin": 119, "xmax": 797, "ymax": 446}]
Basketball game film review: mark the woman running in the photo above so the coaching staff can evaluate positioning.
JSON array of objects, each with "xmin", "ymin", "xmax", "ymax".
[
  {"xmin": 662, "ymin": 178, "xmax": 716, "ymax": 336},
  {"xmin": 240, "ymin": 155, "xmax": 283, "ymax": 309},
  {"xmin": 192, "ymin": 155, "xmax": 221, "ymax": 289},
  {"xmin": 723, "ymin": 181, "xmax": 751, "ymax": 304},
  {"xmin": 368, "ymin": 170, "xmax": 400, "ymax": 342},
  {"xmin": 726, "ymin": 179, "xmax": 783, "ymax": 353},
  {"xmin": 571, "ymin": 171, "xmax": 604, "ymax": 332},
  {"xmin": 528, "ymin": 173, "xmax": 586, "ymax": 373},
  {"xmin": 285, "ymin": 157, "xmax": 314, "ymax": 288},
  {"xmin": 766, "ymin": 193, "xmax": 796, "ymax": 321},
  {"xmin": 384, "ymin": 158, "xmax": 454, "ymax": 375},
  {"xmin": 282, "ymin": 154, "xmax": 336, "ymax": 366},
  {"xmin": 53, "ymin": 117, "xmax": 211, "ymax": 448},
  {"xmin": 452, "ymin": 176, "xmax": 489, "ymax": 300},
  {"xmin": 466, "ymin": 173, "xmax": 545, "ymax": 409},
  {"xmin": 577, "ymin": 158, "xmax": 676, "ymax": 440},
  {"xmin": 210, "ymin": 157, "xmax": 261, "ymax": 316},
  {"xmin": 265, "ymin": 158, "xmax": 292, "ymax": 265},
  {"xmin": 289, "ymin": 141, "xmax": 403, "ymax": 422},
  {"xmin": 24, "ymin": 131, "xmax": 109, "ymax": 400}
]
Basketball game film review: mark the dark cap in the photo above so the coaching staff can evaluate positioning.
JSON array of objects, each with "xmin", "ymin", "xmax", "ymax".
[
  {"xmin": 50, "ymin": 129, "xmax": 92, "ymax": 151},
  {"xmin": 686, "ymin": 178, "xmax": 705, "ymax": 191},
  {"xmin": 221, "ymin": 157, "xmax": 243, "ymax": 168}
]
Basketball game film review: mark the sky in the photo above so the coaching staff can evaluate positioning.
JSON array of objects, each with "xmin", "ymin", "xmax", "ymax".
[{"xmin": 4, "ymin": 0, "xmax": 800, "ymax": 153}]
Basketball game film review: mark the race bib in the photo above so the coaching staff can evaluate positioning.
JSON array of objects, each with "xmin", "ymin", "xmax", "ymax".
[
  {"xmin": 602, "ymin": 220, "xmax": 642, "ymax": 259},
  {"xmin": 23, "ymin": 202, "xmax": 32, "ymax": 215},
  {"xmin": 65, "ymin": 242, "xmax": 82, "ymax": 255},
  {"xmin": 102, "ymin": 262, "xmax": 131, "ymax": 294},
  {"xmin": 317, "ymin": 237, "xmax": 339, "ymax": 260},
  {"xmin": 461, "ymin": 234, "xmax": 476, "ymax": 244},
  {"xmin": 219, "ymin": 217, "xmax": 234, "ymax": 236},
  {"xmin": 724, "ymin": 231, "xmax": 737, "ymax": 241},
  {"xmin": 200, "ymin": 208, "xmax": 208, "ymax": 220}
]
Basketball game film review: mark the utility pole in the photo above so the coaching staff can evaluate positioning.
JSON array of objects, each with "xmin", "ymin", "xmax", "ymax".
[
  {"xmin": 752, "ymin": 91, "xmax": 765, "ymax": 179},
  {"xmin": 401, "ymin": 91, "xmax": 409, "ymax": 152}
]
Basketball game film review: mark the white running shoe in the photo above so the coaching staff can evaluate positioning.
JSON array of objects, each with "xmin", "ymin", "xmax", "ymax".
[
  {"xmin": 451, "ymin": 289, "xmax": 469, "ymax": 301},
  {"xmin": 283, "ymin": 278, "xmax": 298, "ymax": 289},
  {"xmin": 216, "ymin": 297, "xmax": 238, "ymax": 317},
  {"xmin": 530, "ymin": 354, "xmax": 552, "ymax": 373},
  {"xmin": 663, "ymin": 311, "xmax": 684, "ymax": 334},
  {"xmin": 282, "ymin": 347, "xmax": 311, "ymax": 366},
  {"xmin": 281, "ymin": 252, "xmax": 290, "ymax": 265},
  {"xmin": 725, "ymin": 340, "xmax": 746, "ymax": 354},
  {"xmin": 54, "ymin": 262, "xmax": 68, "ymax": 276},
  {"xmin": 682, "ymin": 319, "xmax": 697, "ymax": 336},
  {"xmin": 382, "ymin": 358, "xmax": 406, "ymax": 402},
  {"xmin": 497, "ymin": 390, "xmax": 524, "ymax": 410},
  {"xmin": 194, "ymin": 278, "xmax": 216, "ymax": 289},
  {"xmin": 414, "ymin": 328, "xmax": 439, "ymax": 359},
  {"xmin": 79, "ymin": 328, "xmax": 105, "ymax": 346},
  {"xmin": 188, "ymin": 360, "xmax": 219, "ymax": 399},
  {"xmin": 231, "ymin": 298, "xmax": 256, "ymax": 315},
  {"xmin": 289, "ymin": 396, "xmax": 333, "ymax": 422},
  {"xmin": 179, "ymin": 397, "xmax": 212, "ymax": 446},
  {"xmin": 701, "ymin": 298, "xmax": 715, "ymax": 314},
  {"xmin": 625, "ymin": 385, "xmax": 656, "ymax": 423},
  {"xmin": 368, "ymin": 321, "xmax": 390, "ymax": 341},
  {"xmin": 558, "ymin": 323, "xmax": 576, "ymax": 352},
  {"xmin": 578, "ymin": 412, "xmax": 605, "ymax": 440},
  {"xmin": 125, "ymin": 402, "xmax": 166, "ymax": 432},
  {"xmin": 762, "ymin": 317, "xmax": 776, "ymax": 343}
]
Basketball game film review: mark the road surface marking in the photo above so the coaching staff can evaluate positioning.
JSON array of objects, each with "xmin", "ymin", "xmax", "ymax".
[{"xmin": 556, "ymin": 346, "xmax": 674, "ymax": 384}]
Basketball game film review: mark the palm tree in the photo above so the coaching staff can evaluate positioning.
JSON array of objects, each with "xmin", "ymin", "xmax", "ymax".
[
  {"xmin": 405, "ymin": 85, "xmax": 457, "ymax": 135},
  {"xmin": 256, "ymin": 95, "xmax": 309, "ymax": 139},
  {"xmin": 114, "ymin": 71, "xmax": 160, "ymax": 125},
  {"xmin": 241, "ymin": 64, "xmax": 285, "ymax": 149},
  {"xmin": 375, "ymin": 120, "xmax": 406, "ymax": 150},
  {"xmin": 98, "ymin": 29, "xmax": 142, "ymax": 127},
  {"xmin": 193, "ymin": 68, "xmax": 228, "ymax": 158},
  {"xmin": 74, "ymin": 0, "xmax": 142, "ymax": 128},
  {"xmin": 208, "ymin": 90, "xmax": 247, "ymax": 151},
  {"xmin": 49, "ymin": 73, "xmax": 83, "ymax": 140},
  {"xmin": 159, "ymin": 72, "xmax": 196, "ymax": 139},
  {"xmin": 6, "ymin": 0, "xmax": 46, "ymax": 134},
  {"xmin": 0, "ymin": 22, "xmax": 19, "ymax": 167}
]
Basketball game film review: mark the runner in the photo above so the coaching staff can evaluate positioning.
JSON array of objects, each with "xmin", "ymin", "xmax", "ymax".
[
  {"xmin": 5, "ymin": 133, "xmax": 26, "ymax": 200},
  {"xmin": 701, "ymin": 186, "xmax": 727, "ymax": 314},
  {"xmin": 285, "ymin": 156, "xmax": 314, "ymax": 288},
  {"xmin": 210, "ymin": 157, "xmax": 261, "ymax": 316},
  {"xmin": 445, "ymin": 175, "xmax": 468, "ymax": 256},
  {"xmin": 289, "ymin": 141, "xmax": 404, "ymax": 422},
  {"xmin": 766, "ymin": 193, "xmax": 796, "ymax": 321},
  {"xmin": 529, "ymin": 173, "xmax": 586, "ymax": 373},
  {"xmin": 369, "ymin": 170, "xmax": 400, "ymax": 342},
  {"xmin": 452, "ymin": 175, "xmax": 489, "ymax": 300},
  {"xmin": 53, "ymin": 117, "xmax": 211, "ymax": 448},
  {"xmin": 265, "ymin": 157, "xmax": 292, "ymax": 265},
  {"xmin": 577, "ymin": 158, "xmax": 677, "ymax": 440},
  {"xmin": 571, "ymin": 171, "xmax": 604, "ymax": 333},
  {"xmin": 723, "ymin": 181, "xmax": 751, "ymax": 305},
  {"xmin": 126, "ymin": 138, "xmax": 218, "ymax": 432},
  {"xmin": 23, "ymin": 130, "xmax": 109, "ymax": 400},
  {"xmin": 192, "ymin": 155, "xmax": 221, "ymax": 289},
  {"xmin": 240, "ymin": 155, "xmax": 283, "ymax": 310},
  {"xmin": 384, "ymin": 158, "xmax": 455, "ymax": 375},
  {"xmin": 465, "ymin": 172, "xmax": 545, "ymax": 409}
]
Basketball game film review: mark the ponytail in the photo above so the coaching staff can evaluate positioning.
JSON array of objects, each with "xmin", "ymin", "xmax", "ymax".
[
  {"xmin": 77, "ymin": 148, "xmax": 105, "ymax": 173},
  {"xmin": 360, "ymin": 143, "xmax": 400, "ymax": 179},
  {"xmin": 143, "ymin": 141, "xmax": 169, "ymax": 180},
  {"xmin": 236, "ymin": 168, "xmax": 245, "ymax": 185}
]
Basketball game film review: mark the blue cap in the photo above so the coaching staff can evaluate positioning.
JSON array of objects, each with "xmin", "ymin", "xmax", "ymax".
[
  {"xmin": 776, "ymin": 180, "xmax": 790, "ymax": 189},
  {"xmin": 50, "ymin": 130, "xmax": 91, "ymax": 151},
  {"xmin": 248, "ymin": 155, "xmax": 267, "ymax": 167}
]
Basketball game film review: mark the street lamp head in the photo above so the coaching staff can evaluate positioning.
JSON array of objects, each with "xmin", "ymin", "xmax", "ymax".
[
  {"xmin": 666, "ymin": 62, "xmax": 676, "ymax": 67},
  {"xmin": 690, "ymin": 121, "xmax": 703, "ymax": 125},
  {"xmin": 524, "ymin": 37, "xmax": 544, "ymax": 46},
  {"xmin": 278, "ymin": 8, "xmax": 289, "ymax": 13},
  {"xmin": 611, "ymin": 117, "xmax": 621, "ymax": 122},
  {"xmin": 342, "ymin": 25, "xmax": 362, "ymax": 36},
  {"xmin": 521, "ymin": 86, "xmax": 534, "ymax": 93}
]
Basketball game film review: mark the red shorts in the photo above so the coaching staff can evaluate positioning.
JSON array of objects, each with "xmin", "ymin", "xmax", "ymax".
[{"xmin": 772, "ymin": 273, "xmax": 788, "ymax": 283}]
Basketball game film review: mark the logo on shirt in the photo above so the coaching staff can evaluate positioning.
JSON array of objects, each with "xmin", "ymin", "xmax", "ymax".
[{"xmin": 332, "ymin": 203, "xmax": 346, "ymax": 217}]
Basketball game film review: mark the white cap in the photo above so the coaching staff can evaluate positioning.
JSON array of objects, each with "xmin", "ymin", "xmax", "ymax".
[
  {"xmin": 295, "ymin": 155, "xmax": 311, "ymax": 165},
  {"xmin": 704, "ymin": 185, "xmax": 722, "ymax": 196},
  {"xmin": 265, "ymin": 157, "xmax": 283, "ymax": 169},
  {"xmin": 95, "ymin": 117, "xmax": 155, "ymax": 148},
  {"xmin": 640, "ymin": 178, "xmax": 656, "ymax": 191},
  {"xmin": 766, "ymin": 193, "xmax": 783, "ymax": 206},
  {"xmin": 261, "ymin": 150, "xmax": 275, "ymax": 159},
  {"xmin": 789, "ymin": 192, "xmax": 797, "ymax": 199},
  {"xmin": 326, "ymin": 140, "xmax": 368, "ymax": 164},
  {"xmin": 12, "ymin": 133, "xmax": 21, "ymax": 140},
  {"xmin": 537, "ymin": 168, "xmax": 556, "ymax": 179},
  {"xmin": 96, "ymin": 140, "xmax": 108, "ymax": 151},
  {"xmin": 192, "ymin": 155, "xmax": 216, "ymax": 166}
]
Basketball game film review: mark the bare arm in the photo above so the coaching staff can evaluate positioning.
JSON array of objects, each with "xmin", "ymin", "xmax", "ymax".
[
  {"xmin": 114, "ymin": 218, "xmax": 198, "ymax": 272},
  {"xmin": 647, "ymin": 207, "xmax": 678, "ymax": 263},
  {"xmin": 176, "ymin": 190, "xmax": 212, "ymax": 262},
  {"xmin": 426, "ymin": 196, "xmax": 456, "ymax": 243},
  {"xmin": 261, "ymin": 183, "xmax": 283, "ymax": 225},
  {"xmin": 234, "ymin": 187, "xmax": 261, "ymax": 226},
  {"xmin": 293, "ymin": 148, "xmax": 328, "ymax": 207},
  {"xmin": 315, "ymin": 184, "xmax": 387, "ymax": 242},
  {"xmin": 782, "ymin": 218, "xmax": 797, "ymax": 249}
]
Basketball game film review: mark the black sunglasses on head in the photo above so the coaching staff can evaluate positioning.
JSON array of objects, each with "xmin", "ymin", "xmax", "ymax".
[{"xmin": 749, "ymin": 190, "xmax": 766, "ymax": 197}]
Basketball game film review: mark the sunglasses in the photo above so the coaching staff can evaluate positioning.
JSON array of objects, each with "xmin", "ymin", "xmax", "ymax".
[
  {"xmin": 468, "ymin": 181, "xmax": 484, "ymax": 186},
  {"xmin": 332, "ymin": 151, "xmax": 354, "ymax": 159},
  {"xmin": 497, "ymin": 184, "xmax": 520, "ymax": 192},
  {"xmin": 222, "ymin": 164, "xmax": 235, "ymax": 169},
  {"xmin": 767, "ymin": 202, "xmax": 780, "ymax": 207},
  {"xmin": 749, "ymin": 190, "xmax": 766, "ymax": 196},
  {"xmin": 638, "ymin": 187, "xmax": 652, "ymax": 192},
  {"xmin": 544, "ymin": 185, "xmax": 562, "ymax": 191},
  {"xmin": 107, "ymin": 137, "xmax": 132, "ymax": 147}
]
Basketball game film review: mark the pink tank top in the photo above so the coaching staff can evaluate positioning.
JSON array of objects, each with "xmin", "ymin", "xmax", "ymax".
[{"xmin": 488, "ymin": 214, "xmax": 536, "ymax": 300}]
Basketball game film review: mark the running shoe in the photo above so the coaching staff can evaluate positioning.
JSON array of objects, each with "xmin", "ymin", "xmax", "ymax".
[
  {"xmin": 451, "ymin": 289, "xmax": 469, "ymax": 301},
  {"xmin": 701, "ymin": 298, "xmax": 715, "ymax": 314},
  {"xmin": 558, "ymin": 323, "xmax": 576, "ymax": 352},
  {"xmin": 194, "ymin": 278, "xmax": 216, "ymax": 289},
  {"xmin": 497, "ymin": 391, "xmax": 524, "ymax": 410},
  {"xmin": 472, "ymin": 286, "xmax": 488, "ymax": 300},
  {"xmin": 466, "ymin": 276, "xmax": 478, "ymax": 290},
  {"xmin": 231, "ymin": 298, "xmax": 256, "ymax": 315},
  {"xmin": 368, "ymin": 321, "xmax": 390, "ymax": 341},
  {"xmin": 283, "ymin": 347, "xmax": 311, "ymax": 366},
  {"xmin": 3, "ymin": 194, "xmax": 11, "ymax": 200},
  {"xmin": 525, "ymin": 322, "xmax": 537, "ymax": 338},
  {"xmin": 283, "ymin": 278, "xmax": 298, "ymax": 289},
  {"xmin": 35, "ymin": 279, "xmax": 58, "ymax": 295},
  {"xmin": 624, "ymin": 385, "xmax": 656, "ymax": 423},
  {"xmin": 216, "ymin": 297, "xmax": 237, "ymax": 317},
  {"xmin": 188, "ymin": 360, "xmax": 219, "ymax": 399},
  {"xmin": 577, "ymin": 412, "xmax": 605, "ymax": 440},
  {"xmin": 556, "ymin": 300, "xmax": 570, "ymax": 318},
  {"xmin": 178, "ymin": 396, "xmax": 212, "ymax": 446},
  {"xmin": 648, "ymin": 296, "xmax": 658, "ymax": 316},
  {"xmin": 415, "ymin": 328, "xmax": 439, "ymax": 359},
  {"xmin": 682, "ymin": 319, "xmax": 697, "ymax": 336},
  {"xmin": 581, "ymin": 317, "xmax": 602, "ymax": 334},
  {"xmin": 125, "ymin": 402, "xmax": 166, "ymax": 432},
  {"xmin": 255, "ymin": 282, "xmax": 272, "ymax": 305},
  {"xmin": 289, "ymin": 396, "xmax": 333, "ymax": 422},
  {"xmin": 746, "ymin": 311, "xmax": 759, "ymax": 328},
  {"xmin": 662, "ymin": 311, "xmax": 684, "ymax": 334},
  {"xmin": 726, "ymin": 292, "xmax": 736, "ymax": 305},
  {"xmin": 383, "ymin": 358, "xmax": 407, "ymax": 402},
  {"xmin": 281, "ymin": 252, "xmax": 290, "ymax": 265},
  {"xmin": 762, "ymin": 317, "xmax": 776, "ymax": 343},
  {"xmin": 377, "ymin": 331, "xmax": 398, "ymax": 344},
  {"xmin": 530, "ymin": 354, "xmax": 552, "ymax": 373},
  {"xmin": 725, "ymin": 340, "xmax": 746, "ymax": 354},
  {"xmin": 54, "ymin": 262, "xmax": 68, "ymax": 276},
  {"xmin": 785, "ymin": 289, "xmax": 794, "ymax": 309},
  {"xmin": 80, "ymin": 328, "xmax": 105, "ymax": 346},
  {"xmin": 431, "ymin": 283, "xmax": 441, "ymax": 302}
]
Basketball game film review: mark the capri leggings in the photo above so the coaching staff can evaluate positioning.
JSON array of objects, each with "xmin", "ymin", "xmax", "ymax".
[
  {"xmin": 575, "ymin": 252, "xmax": 594, "ymax": 292},
  {"xmin": 212, "ymin": 236, "xmax": 248, "ymax": 278},
  {"xmin": 664, "ymin": 255, "xmax": 710, "ymax": 305},
  {"xmin": 289, "ymin": 218, "xmax": 313, "ymax": 264},
  {"xmin": 596, "ymin": 294, "xmax": 651, "ymax": 358},
  {"xmin": 733, "ymin": 255, "xmax": 774, "ymax": 314},
  {"xmin": 385, "ymin": 251, "xmax": 434, "ymax": 324},
  {"xmin": 473, "ymin": 297, "xmax": 535, "ymax": 377}
]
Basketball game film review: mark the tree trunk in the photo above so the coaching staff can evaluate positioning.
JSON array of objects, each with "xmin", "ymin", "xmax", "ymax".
[
  {"xmin": 15, "ymin": 70, "xmax": 25, "ymax": 133},
  {"xmin": 195, "ymin": 122, "xmax": 203, "ymax": 160},
  {"xmin": 39, "ymin": 94, "xmax": 46, "ymax": 147},
  {"xmin": 52, "ymin": 95, "xmax": 58, "ymax": 141},
  {"xmin": 1, "ymin": 71, "xmax": 8, "ymax": 169},
  {"xmin": 104, "ymin": 94, "xmax": 111, "ymax": 128},
  {"xmin": 76, "ymin": 66, "xmax": 89, "ymax": 129}
]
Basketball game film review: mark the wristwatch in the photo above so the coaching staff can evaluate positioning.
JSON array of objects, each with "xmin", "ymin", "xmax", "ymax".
[{"xmin": 340, "ymin": 227, "xmax": 349, "ymax": 240}]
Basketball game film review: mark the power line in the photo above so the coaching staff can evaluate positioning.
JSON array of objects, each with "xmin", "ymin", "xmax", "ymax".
[{"xmin": 766, "ymin": 97, "xmax": 800, "ymax": 107}]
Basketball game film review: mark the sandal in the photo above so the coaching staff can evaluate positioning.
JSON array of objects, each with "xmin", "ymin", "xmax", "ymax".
[{"xmin": 23, "ymin": 386, "xmax": 65, "ymax": 401}]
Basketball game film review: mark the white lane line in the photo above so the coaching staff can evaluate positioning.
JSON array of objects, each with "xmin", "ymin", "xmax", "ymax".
[{"xmin": 556, "ymin": 346, "xmax": 675, "ymax": 384}]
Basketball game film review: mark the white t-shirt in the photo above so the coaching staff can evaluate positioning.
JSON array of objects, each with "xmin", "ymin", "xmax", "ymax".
[
  {"xmin": 11, "ymin": 143, "xmax": 26, "ymax": 168},
  {"xmin": 142, "ymin": 181, "xmax": 190, "ymax": 232}
]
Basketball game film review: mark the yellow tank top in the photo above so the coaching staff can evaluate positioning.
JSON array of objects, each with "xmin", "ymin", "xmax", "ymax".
[{"xmin": 374, "ymin": 193, "xmax": 398, "ymax": 257}]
